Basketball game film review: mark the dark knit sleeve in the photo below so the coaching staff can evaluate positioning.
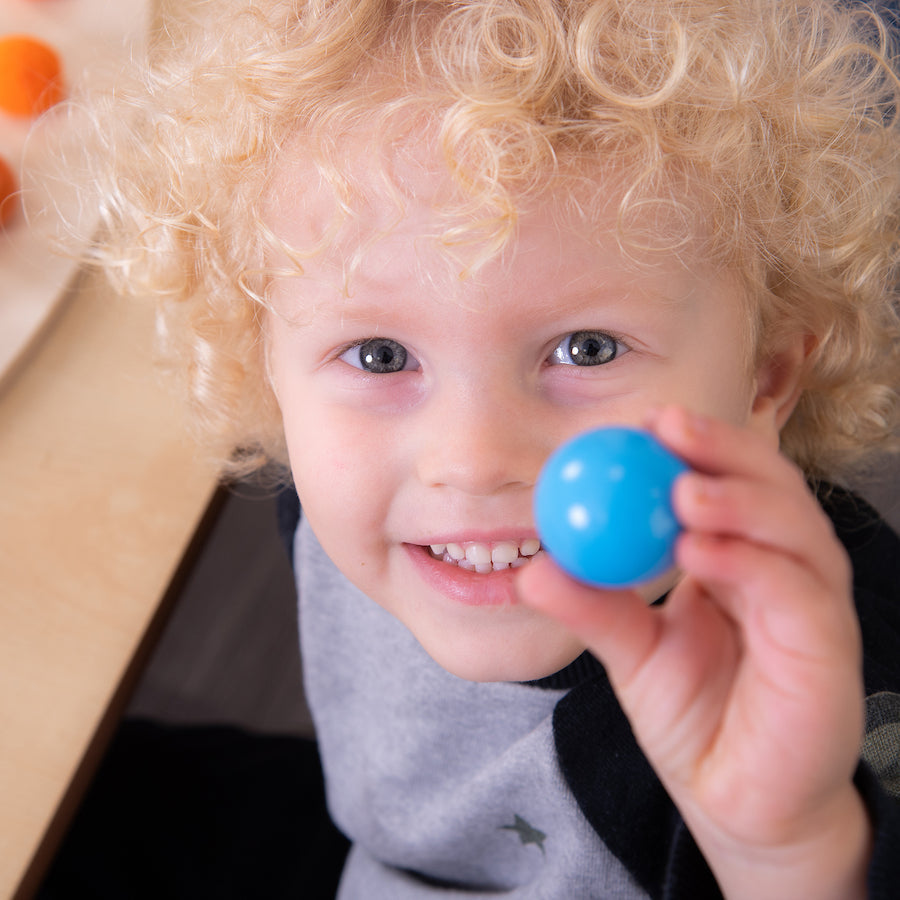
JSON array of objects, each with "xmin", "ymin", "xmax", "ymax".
[
  {"xmin": 855, "ymin": 759, "xmax": 900, "ymax": 896},
  {"xmin": 551, "ymin": 670, "xmax": 722, "ymax": 899},
  {"xmin": 552, "ymin": 486, "xmax": 900, "ymax": 898},
  {"xmin": 824, "ymin": 491, "xmax": 900, "ymax": 896}
]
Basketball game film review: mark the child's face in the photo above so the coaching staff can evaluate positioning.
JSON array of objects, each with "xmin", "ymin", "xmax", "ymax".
[{"xmin": 265, "ymin": 152, "xmax": 773, "ymax": 683}]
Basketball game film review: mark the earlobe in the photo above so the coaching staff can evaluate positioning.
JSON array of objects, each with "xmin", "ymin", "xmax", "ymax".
[{"xmin": 749, "ymin": 332, "xmax": 813, "ymax": 436}]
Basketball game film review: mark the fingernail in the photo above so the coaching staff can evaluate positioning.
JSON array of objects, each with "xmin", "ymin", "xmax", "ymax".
[{"xmin": 684, "ymin": 472, "xmax": 719, "ymax": 500}]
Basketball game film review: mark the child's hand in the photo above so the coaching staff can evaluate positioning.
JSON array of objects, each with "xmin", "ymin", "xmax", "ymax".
[{"xmin": 517, "ymin": 406, "xmax": 872, "ymax": 899}]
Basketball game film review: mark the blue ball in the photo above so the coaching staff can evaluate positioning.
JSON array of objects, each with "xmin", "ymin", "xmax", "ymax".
[{"xmin": 534, "ymin": 427, "xmax": 688, "ymax": 588}]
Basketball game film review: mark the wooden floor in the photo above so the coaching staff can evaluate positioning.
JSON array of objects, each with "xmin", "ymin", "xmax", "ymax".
[{"xmin": 126, "ymin": 467, "xmax": 900, "ymax": 741}]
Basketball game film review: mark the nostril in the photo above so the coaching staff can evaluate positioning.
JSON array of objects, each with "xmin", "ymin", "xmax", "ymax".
[{"xmin": 415, "ymin": 402, "xmax": 546, "ymax": 496}]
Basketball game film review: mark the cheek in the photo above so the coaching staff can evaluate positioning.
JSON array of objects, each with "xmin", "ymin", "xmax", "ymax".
[
  {"xmin": 285, "ymin": 419, "xmax": 398, "ymax": 602},
  {"xmin": 707, "ymin": 313, "xmax": 759, "ymax": 421},
  {"xmin": 284, "ymin": 413, "xmax": 364, "ymax": 502},
  {"xmin": 281, "ymin": 399, "xmax": 399, "ymax": 545},
  {"xmin": 677, "ymin": 341, "xmax": 758, "ymax": 425},
  {"xmin": 715, "ymin": 365, "xmax": 758, "ymax": 425}
]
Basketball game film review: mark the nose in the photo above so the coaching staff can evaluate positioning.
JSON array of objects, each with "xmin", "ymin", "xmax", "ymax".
[{"xmin": 415, "ymin": 383, "xmax": 546, "ymax": 497}]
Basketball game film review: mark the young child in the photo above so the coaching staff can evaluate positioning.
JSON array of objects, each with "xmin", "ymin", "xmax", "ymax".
[{"xmin": 79, "ymin": 0, "xmax": 900, "ymax": 896}]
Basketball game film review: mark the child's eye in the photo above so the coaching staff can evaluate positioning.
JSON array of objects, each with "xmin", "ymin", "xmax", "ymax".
[
  {"xmin": 339, "ymin": 338, "xmax": 419, "ymax": 374},
  {"xmin": 549, "ymin": 331, "xmax": 629, "ymax": 366}
]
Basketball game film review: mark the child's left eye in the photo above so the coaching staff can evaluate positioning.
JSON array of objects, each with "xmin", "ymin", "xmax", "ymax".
[
  {"xmin": 549, "ymin": 331, "xmax": 629, "ymax": 366},
  {"xmin": 339, "ymin": 338, "xmax": 419, "ymax": 374}
]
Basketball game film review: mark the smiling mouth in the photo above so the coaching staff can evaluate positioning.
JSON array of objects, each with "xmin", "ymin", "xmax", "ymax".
[{"xmin": 426, "ymin": 539, "xmax": 543, "ymax": 574}]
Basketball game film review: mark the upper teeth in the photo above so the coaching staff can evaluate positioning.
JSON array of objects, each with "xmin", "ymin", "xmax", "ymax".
[{"xmin": 428, "ymin": 539, "xmax": 542, "ymax": 573}]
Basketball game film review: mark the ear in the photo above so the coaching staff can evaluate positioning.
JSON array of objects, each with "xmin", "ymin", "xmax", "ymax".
[{"xmin": 747, "ymin": 331, "xmax": 813, "ymax": 440}]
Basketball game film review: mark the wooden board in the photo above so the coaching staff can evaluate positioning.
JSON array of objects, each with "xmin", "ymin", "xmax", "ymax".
[{"xmin": 0, "ymin": 265, "xmax": 220, "ymax": 898}]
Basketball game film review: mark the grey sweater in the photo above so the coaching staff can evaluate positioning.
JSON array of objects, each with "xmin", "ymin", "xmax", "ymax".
[{"xmin": 281, "ymin": 485, "xmax": 900, "ymax": 898}]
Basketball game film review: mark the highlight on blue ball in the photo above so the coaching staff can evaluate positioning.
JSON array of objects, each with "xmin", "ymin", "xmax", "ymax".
[{"xmin": 534, "ymin": 427, "xmax": 688, "ymax": 588}]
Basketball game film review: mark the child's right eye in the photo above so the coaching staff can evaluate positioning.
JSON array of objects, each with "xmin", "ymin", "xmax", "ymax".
[{"xmin": 339, "ymin": 338, "xmax": 419, "ymax": 374}]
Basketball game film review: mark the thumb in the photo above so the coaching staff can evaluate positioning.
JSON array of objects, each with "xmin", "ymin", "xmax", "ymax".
[{"xmin": 517, "ymin": 554, "xmax": 661, "ymax": 689}]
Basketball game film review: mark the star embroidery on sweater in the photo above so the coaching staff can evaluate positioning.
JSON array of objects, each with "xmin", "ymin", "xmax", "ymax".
[{"xmin": 499, "ymin": 814, "xmax": 547, "ymax": 854}]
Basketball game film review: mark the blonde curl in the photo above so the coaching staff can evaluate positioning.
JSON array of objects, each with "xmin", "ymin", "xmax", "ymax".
[{"xmin": 75, "ymin": 0, "xmax": 900, "ymax": 482}]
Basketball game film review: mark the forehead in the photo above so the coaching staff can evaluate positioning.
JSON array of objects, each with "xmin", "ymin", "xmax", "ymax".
[
  {"xmin": 260, "ymin": 128, "xmax": 744, "ymax": 319},
  {"xmin": 262, "ymin": 132, "xmax": 759, "ymax": 381},
  {"xmin": 264, "ymin": 126, "xmax": 454, "ymax": 242}
]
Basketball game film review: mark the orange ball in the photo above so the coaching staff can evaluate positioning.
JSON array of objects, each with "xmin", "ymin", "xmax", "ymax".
[
  {"xmin": 0, "ymin": 34, "xmax": 65, "ymax": 117},
  {"xmin": 0, "ymin": 155, "xmax": 18, "ymax": 226}
]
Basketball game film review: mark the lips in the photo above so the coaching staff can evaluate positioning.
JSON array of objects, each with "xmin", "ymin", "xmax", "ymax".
[{"xmin": 405, "ymin": 539, "xmax": 543, "ymax": 607}]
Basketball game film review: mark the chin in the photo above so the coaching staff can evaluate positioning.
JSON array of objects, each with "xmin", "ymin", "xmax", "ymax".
[{"xmin": 420, "ymin": 632, "xmax": 586, "ymax": 684}]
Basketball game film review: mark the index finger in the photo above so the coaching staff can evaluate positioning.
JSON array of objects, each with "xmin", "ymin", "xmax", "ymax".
[{"xmin": 647, "ymin": 405, "xmax": 807, "ymax": 492}]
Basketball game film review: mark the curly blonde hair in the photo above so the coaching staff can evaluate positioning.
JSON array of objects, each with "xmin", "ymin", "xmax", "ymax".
[{"xmin": 81, "ymin": 0, "xmax": 900, "ymax": 482}]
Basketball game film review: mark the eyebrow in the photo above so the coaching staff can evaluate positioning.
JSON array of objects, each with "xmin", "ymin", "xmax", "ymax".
[{"xmin": 270, "ymin": 249, "xmax": 703, "ymax": 332}]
